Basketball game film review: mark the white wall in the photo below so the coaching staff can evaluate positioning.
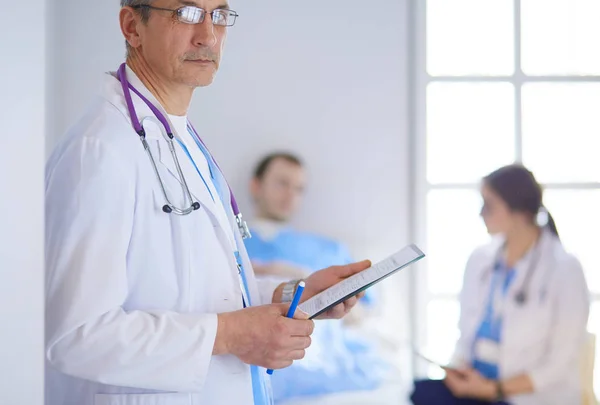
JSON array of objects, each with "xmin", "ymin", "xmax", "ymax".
[
  {"xmin": 0, "ymin": 1, "xmax": 46, "ymax": 404},
  {"xmin": 48, "ymin": 0, "xmax": 414, "ymax": 380}
]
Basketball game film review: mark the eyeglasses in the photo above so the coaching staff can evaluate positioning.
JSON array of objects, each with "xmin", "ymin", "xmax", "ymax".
[{"xmin": 132, "ymin": 5, "xmax": 238, "ymax": 27}]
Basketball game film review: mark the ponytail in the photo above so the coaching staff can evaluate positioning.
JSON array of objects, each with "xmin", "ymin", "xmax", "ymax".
[{"xmin": 545, "ymin": 211, "xmax": 559, "ymax": 238}]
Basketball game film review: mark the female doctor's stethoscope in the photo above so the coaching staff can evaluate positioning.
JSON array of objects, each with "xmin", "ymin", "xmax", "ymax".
[
  {"xmin": 483, "ymin": 236, "xmax": 548, "ymax": 307},
  {"xmin": 116, "ymin": 63, "xmax": 252, "ymax": 240}
]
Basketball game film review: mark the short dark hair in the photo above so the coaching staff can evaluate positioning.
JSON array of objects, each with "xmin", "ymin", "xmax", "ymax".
[
  {"xmin": 253, "ymin": 153, "xmax": 303, "ymax": 180},
  {"xmin": 484, "ymin": 164, "xmax": 558, "ymax": 237}
]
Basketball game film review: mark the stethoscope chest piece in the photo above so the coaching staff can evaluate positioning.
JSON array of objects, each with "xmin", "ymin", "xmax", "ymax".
[
  {"xmin": 162, "ymin": 202, "xmax": 200, "ymax": 214},
  {"xmin": 487, "ymin": 236, "xmax": 547, "ymax": 307}
]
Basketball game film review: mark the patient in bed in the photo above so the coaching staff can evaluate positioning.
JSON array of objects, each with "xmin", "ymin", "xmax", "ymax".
[{"xmin": 243, "ymin": 152, "xmax": 394, "ymax": 404}]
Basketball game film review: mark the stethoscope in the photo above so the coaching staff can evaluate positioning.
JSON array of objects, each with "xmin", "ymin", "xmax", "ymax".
[
  {"xmin": 482, "ymin": 236, "xmax": 545, "ymax": 306},
  {"xmin": 116, "ymin": 63, "xmax": 251, "ymax": 240}
]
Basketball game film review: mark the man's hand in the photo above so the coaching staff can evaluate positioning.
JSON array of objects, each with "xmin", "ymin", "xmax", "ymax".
[
  {"xmin": 443, "ymin": 367, "xmax": 496, "ymax": 400},
  {"xmin": 302, "ymin": 260, "xmax": 371, "ymax": 319},
  {"xmin": 214, "ymin": 304, "xmax": 314, "ymax": 370}
]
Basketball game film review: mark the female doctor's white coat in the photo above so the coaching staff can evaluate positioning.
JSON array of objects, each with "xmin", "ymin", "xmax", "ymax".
[
  {"xmin": 451, "ymin": 229, "xmax": 590, "ymax": 405},
  {"xmin": 44, "ymin": 67, "xmax": 281, "ymax": 405}
]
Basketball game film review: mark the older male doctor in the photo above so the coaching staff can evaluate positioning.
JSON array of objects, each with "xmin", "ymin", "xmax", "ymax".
[{"xmin": 44, "ymin": 1, "xmax": 369, "ymax": 405}]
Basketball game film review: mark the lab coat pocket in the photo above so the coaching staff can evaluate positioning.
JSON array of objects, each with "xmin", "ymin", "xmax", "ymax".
[{"xmin": 94, "ymin": 393, "xmax": 191, "ymax": 405}]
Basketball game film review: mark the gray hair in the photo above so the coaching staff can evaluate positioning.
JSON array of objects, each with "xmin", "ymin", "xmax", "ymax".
[{"xmin": 121, "ymin": 0, "xmax": 152, "ymax": 23}]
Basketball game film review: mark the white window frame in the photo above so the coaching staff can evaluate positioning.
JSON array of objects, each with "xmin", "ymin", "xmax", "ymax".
[{"xmin": 410, "ymin": 0, "xmax": 600, "ymax": 380}]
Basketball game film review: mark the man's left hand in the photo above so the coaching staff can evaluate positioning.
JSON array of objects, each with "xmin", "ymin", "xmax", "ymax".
[
  {"xmin": 302, "ymin": 260, "xmax": 371, "ymax": 320},
  {"xmin": 443, "ymin": 367, "xmax": 496, "ymax": 400}
]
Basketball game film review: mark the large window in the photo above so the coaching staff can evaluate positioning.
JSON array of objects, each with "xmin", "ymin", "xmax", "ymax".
[{"xmin": 413, "ymin": 0, "xmax": 600, "ymax": 394}]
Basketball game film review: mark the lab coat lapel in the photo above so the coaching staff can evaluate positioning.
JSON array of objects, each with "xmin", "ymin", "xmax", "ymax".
[
  {"xmin": 154, "ymin": 136, "xmax": 240, "ymax": 261},
  {"xmin": 175, "ymin": 126, "xmax": 240, "ymax": 247},
  {"xmin": 506, "ymin": 230, "xmax": 551, "ymax": 301},
  {"xmin": 154, "ymin": 135, "xmax": 221, "ymax": 218},
  {"xmin": 230, "ymin": 212, "xmax": 261, "ymax": 305}
]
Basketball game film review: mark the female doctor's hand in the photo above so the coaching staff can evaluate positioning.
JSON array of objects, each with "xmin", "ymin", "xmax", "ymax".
[
  {"xmin": 302, "ymin": 260, "xmax": 371, "ymax": 320},
  {"xmin": 443, "ymin": 367, "xmax": 497, "ymax": 400},
  {"xmin": 214, "ymin": 303, "xmax": 314, "ymax": 370}
]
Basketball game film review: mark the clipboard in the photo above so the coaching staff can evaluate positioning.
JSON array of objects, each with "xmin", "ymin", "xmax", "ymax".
[{"xmin": 298, "ymin": 244, "xmax": 425, "ymax": 319}]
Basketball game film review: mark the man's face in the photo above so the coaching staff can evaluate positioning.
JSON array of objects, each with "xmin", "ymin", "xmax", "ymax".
[
  {"xmin": 133, "ymin": 0, "xmax": 230, "ymax": 88},
  {"xmin": 251, "ymin": 158, "xmax": 306, "ymax": 222}
]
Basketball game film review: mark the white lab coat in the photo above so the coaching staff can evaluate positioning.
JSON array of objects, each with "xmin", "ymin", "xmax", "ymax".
[
  {"xmin": 44, "ymin": 66, "xmax": 281, "ymax": 405},
  {"xmin": 451, "ymin": 229, "xmax": 590, "ymax": 405}
]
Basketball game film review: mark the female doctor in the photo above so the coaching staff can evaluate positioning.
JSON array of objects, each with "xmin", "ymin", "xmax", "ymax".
[{"xmin": 411, "ymin": 164, "xmax": 590, "ymax": 405}]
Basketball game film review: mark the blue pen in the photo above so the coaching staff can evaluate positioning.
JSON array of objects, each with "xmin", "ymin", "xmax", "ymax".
[{"xmin": 267, "ymin": 281, "xmax": 305, "ymax": 375}]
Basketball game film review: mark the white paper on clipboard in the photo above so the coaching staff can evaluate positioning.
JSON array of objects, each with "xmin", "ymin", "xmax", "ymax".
[{"xmin": 298, "ymin": 244, "xmax": 425, "ymax": 319}]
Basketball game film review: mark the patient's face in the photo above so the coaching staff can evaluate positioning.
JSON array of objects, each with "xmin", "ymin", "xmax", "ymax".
[
  {"xmin": 480, "ymin": 185, "xmax": 513, "ymax": 235},
  {"xmin": 252, "ymin": 158, "xmax": 306, "ymax": 222}
]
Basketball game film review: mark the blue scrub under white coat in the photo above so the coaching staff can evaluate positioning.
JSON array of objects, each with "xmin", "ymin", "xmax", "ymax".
[{"xmin": 184, "ymin": 125, "xmax": 273, "ymax": 404}]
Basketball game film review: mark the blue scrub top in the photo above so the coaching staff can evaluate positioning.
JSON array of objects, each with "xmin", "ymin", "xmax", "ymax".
[
  {"xmin": 244, "ymin": 227, "xmax": 387, "ymax": 403},
  {"xmin": 472, "ymin": 261, "xmax": 517, "ymax": 380},
  {"xmin": 244, "ymin": 229, "xmax": 375, "ymax": 305},
  {"xmin": 245, "ymin": 229, "xmax": 350, "ymax": 268}
]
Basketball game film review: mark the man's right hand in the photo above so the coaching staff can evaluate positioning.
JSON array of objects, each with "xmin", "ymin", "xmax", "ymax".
[{"xmin": 213, "ymin": 303, "xmax": 314, "ymax": 370}]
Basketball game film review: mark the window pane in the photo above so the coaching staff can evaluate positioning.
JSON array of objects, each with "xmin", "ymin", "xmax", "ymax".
[
  {"xmin": 522, "ymin": 83, "xmax": 600, "ymax": 183},
  {"xmin": 542, "ymin": 190, "xmax": 600, "ymax": 293},
  {"xmin": 427, "ymin": 82, "xmax": 515, "ymax": 184},
  {"xmin": 424, "ymin": 299, "xmax": 460, "ymax": 379},
  {"xmin": 521, "ymin": 0, "xmax": 600, "ymax": 76},
  {"xmin": 427, "ymin": 190, "xmax": 490, "ymax": 294},
  {"xmin": 427, "ymin": 0, "xmax": 514, "ymax": 76}
]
